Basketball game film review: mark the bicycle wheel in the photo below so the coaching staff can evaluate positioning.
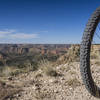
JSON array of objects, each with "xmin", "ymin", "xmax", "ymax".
[{"xmin": 80, "ymin": 7, "xmax": 100, "ymax": 97}]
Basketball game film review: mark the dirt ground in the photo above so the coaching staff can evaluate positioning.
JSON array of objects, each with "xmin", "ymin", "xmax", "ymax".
[{"xmin": 1, "ymin": 62, "xmax": 100, "ymax": 100}]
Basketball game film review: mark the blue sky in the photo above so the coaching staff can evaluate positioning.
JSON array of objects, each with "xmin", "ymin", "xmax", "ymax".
[{"xmin": 0, "ymin": 0, "xmax": 100, "ymax": 44}]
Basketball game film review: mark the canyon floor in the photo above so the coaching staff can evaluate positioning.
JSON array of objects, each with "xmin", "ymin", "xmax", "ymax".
[{"xmin": 0, "ymin": 62, "xmax": 100, "ymax": 100}]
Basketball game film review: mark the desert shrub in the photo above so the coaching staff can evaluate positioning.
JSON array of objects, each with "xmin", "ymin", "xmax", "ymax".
[
  {"xmin": 38, "ymin": 59, "xmax": 58, "ymax": 77},
  {"xmin": 94, "ymin": 60, "xmax": 100, "ymax": 66},
  {"xmin": 66, "ymin": 77, "xmax": 81, "ymax": 88},
  {"xmin": 57, "ymin": 45, "xmax": 80, "ymax": 65},
  {"xmin": 0, "ymin": 60, "xmax": 39, "ymax": 77},
  {"xmin": 0, "ymin": 66, "xmax": 28, "ymax": 77},
  {"xmin": 13, "ymin": 59, "xmax": 38, "ymax": 71},
  {"xmin": 0, "ymin": 66, "xmax": 23, "ymax": 77},
  {"xmin": 30, "ymin": 61, "xmax": 38, "ymax": 71},
  {"xmin": 0, "ymin": 61, "xmax": 4, "ymax": 66},
  {"xmin": 9, "ymin": 69, "xmax": 21, "ymax": 76},
  {"xmin": 0, "ymin": 66, "xmax": 15, "ymax": 77},
  {"xmin": 46, "ymin": 69, "xmax": 58, "ymax": 77},
  {"xmin": 67, "ymin": 45, "xmax": 80, "ymax": 62},
  {"xmin": 90, "ymin": 51, "xmax": 98, "ymax": 59}
]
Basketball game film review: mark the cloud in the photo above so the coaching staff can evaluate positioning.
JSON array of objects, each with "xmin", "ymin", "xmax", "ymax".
[
  {"xmin": 0, "ymin": 29, "xmax": 39, "ymax": 39},
  {"xmin": 10, "ymin": 33, "xmax": 38, "ymax": 39},
  {"xmin": 0, "ymin": 29, "xmax": 16, "ymax": 34}
]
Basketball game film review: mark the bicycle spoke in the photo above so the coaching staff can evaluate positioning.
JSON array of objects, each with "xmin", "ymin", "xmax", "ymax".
[
  {"xmin": 98, "ymin": 24, "xmax": 100, "ymax": 32},
  {"xmin": 95, "ymin": 32, "xmax": 100, "ymax": 40},
  {"xmin": 92, "ymin": 40, "xmax": 96, "ymax": 44}
]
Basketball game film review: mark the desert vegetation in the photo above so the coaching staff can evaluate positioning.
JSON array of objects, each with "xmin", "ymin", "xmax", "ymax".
[
  {"xmin": 0, "ymin": 44, "xmax": 80, "ymax": 100},
  {"xmin": 0, "ymin": 44, "xmax": 100, "ymax": 100}
]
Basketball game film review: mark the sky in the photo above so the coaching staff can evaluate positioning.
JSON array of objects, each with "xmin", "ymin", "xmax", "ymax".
[{"xmin": 0, "ymin": 0, "xmax": 100, "ymax": 44}]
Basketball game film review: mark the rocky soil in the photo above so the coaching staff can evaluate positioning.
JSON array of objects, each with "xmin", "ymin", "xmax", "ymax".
[{"xmin": 0, "ymin": 62, "xmax": 99, "ymax": 100}]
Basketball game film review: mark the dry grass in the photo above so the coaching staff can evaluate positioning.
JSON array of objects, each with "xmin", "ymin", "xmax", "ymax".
[
  {"xmin": 34, "ymin": 90, "xmax": 53, "ymax": 100},
  {"xmin": 38, "ymin": 59, "xmax": 59, "ymax": 77},
  {"xmin": 94, "ymin": 60, "xmax": 100, "ymax": 66},
  {"xmin": 0, "ymin": 66, "xmax": 23, "ymax": 77},
  {"xmin": 0, "ymin": 66, "xmax": 16, "ymax": 77},
  {"xmin": 57, "ymin": 45, "xmax": 80, "ymax": 65},
  {"xmin": 0, "ymin": 64, "xmax": 37, "ymax": 77},
  {"xmin": 90, "ymin": 49, "xmax": 100, "ymax": 66},
  {"xmin": 66, "ymin": 78, "xmax": 81, "ymax": 88},
  {"xmin": 90, "ymin": 50, "xmax": 99, "ymax": 60}
]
